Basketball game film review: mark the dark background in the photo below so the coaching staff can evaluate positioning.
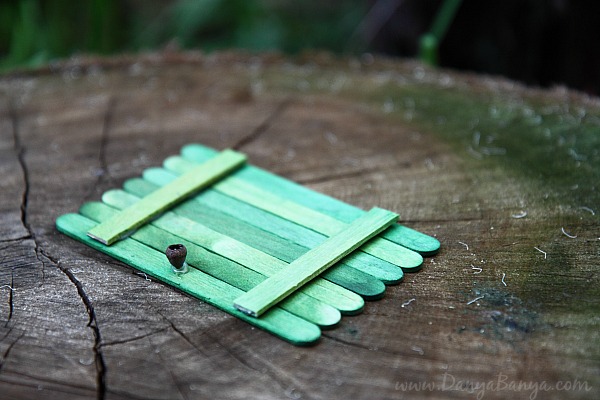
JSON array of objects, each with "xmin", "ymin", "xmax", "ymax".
[{"xmin": 1, "ymin": 0, "xmax": 599, "ymax": 95}]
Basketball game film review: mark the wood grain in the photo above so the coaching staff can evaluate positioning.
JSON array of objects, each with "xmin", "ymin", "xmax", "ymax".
[{"xmin": 1, "ymin": 51, "xmax": 599, "ymax": 400}]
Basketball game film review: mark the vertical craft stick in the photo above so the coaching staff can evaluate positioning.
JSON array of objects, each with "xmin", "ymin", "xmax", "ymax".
[
  {"xmin": 87, "ymin": 149, "xmax": 245, "ymax": 245},
  {"xmin": 233, "ymin": 208, "xmax": 398, "ymax": 317}
]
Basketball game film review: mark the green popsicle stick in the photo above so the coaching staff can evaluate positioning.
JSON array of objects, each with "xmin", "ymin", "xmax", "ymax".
[
  {"xmin": 163, "ymin": 156, "xmax": 423, "ymax": 271},
  {"xmin": 233, "ymin": 208, "xmax": 398, "ymax": 317},
  {"xmin": 123, "ymin": 178, "xmax": 388, "ymax": 299},
  {"xmin": 140, "ymin": 169, "xmax": 404, "ymax": 283},
  {"xmin": 79, "ymin": 201, "xmax": 341, "ymax": 328},
  {"xmin": 183, "ymin": 144, "xmax": 440, "ymax": 256},
  {"xmin": 87, "ymin": 149, "xmax": 246, "ymax": 245},
  {"xmin": 101, "ymin": 189, "xmax": 365, "ymax": 315},
  {"xmin": 56, "ymin": 213, "xmax": 321, "ymax": 345}
]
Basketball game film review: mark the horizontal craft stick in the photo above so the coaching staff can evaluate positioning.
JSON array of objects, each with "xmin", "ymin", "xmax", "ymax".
[
  {"xmin": 140, "ymin": 169, "xmax": 404, "ymax": 283},
  {"xmin": 123, "ymin": 177, "xmax": 387, "ymax": 299},
  {"xmin": 102, "ymin": 189, "xmax": 365, "ymax": 315},
  {"xmin": 56, "ymin": 213, "xmax": 321, "ymax": 345},
  {"xmin": 79, "ymin": 201, "xmax": 341, "ymax": 328},
  {"xmin": 182, "ymin": 144, "xmax": 441, "ymax": 256},
  {"xmin": 87, "ymin": 149, "xmax": 246, "ymax": 245},
  {"xmin": 233, "ymin": 208, "xmax": 398, "ymax": 317},
  {"xmin": 163, "ymin": 156, "xmax": 423, "ymax": 271}
]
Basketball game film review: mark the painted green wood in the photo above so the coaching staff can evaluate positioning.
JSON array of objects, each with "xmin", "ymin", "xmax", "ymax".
[
  {"xmin": 171, "ymin": 200, "xmax": 388, "ymax": 299},
  {"xmin": 233, "ymin": 208, "xmax": 398, "ymax": 317},
  {"xmin": 101, "ymin": 189, "xmax": 365, "ymax": 315},
  {"xmin": 123, "ymin": 178, "xmax": 388, "ymax": 299},
  {"xmin": 79, "ymin": 201, "xmax": 341, "ymax": 328},
  {"xmin": 87, "ymin": 149, "xmax": 246, "ymax": 245},
  {"xmin": 182, "ymin": 144, "xmax": 440, "ymax": 256},
  {"xmin": 140, "ymin": 169, "xmax": 404, "ymax": 283},
  {"xmin": 162, "ymin": 156, "xmax": 424, "ymax": 271},
  {"xmin": 55, "ymin": 213, "xmax": 321, "ymax": 345}
]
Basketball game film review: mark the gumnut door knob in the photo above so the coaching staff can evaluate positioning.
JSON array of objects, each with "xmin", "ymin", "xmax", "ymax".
[{"xmin": 166, "ymin": 244, "xmax": 189, "ymax": 274}]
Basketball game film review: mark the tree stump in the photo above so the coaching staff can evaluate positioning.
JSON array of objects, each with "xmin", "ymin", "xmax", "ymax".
[{"xmin": 1, "ymin": 52, "xmax": 598, "ymax": 400}]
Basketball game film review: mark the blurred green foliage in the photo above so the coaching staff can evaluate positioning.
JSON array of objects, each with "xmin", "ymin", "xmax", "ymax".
[
  {"xmin": 3, "ymin": 0, "xmax": 596, "ymax": 94},
  {"xmin": 0, "ymin": 0, "xmax": 367, "ymax": 72}
]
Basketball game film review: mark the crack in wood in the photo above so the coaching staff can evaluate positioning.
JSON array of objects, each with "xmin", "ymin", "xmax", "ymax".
[
  {"xmin": 231, "ymin": 97, "xmax": 292, "ymax": 150},
  {"xmin": 59, "ymin": 265, "xmax": 106, "ymax": 400},
  {"xmin": 0, "ymin": 369, "xmax": 97, "ymax": 397},
  {"xmin": 40, "ymin": 249, "xmax": 107, "ymax": 400},
  {"xmin": 0, "ymin": 327, "xmax": 12, "ymax": 343},
  {"xmin": 295, "ymin": 168, "xmax": 380, "ymax": 185},
  {"xmin": 321, "ymin": 333, "xmax": 373, "ymax": 351},
  {"xmin": 399, "ymin": 217, "xmax": 483, "ymax": 223},
  {"xmin": 144, "ymin": 323, "xmax": 189, "ymax": 400},
  {"xmin": 322, "ymin": 333, "xmax": 427, "ymax": 360},
  {"xmin": 100, "ymin": 328, "xmax": 169, "ymax": 347},
  {"xmin": 85, "ymin": 98, "xmax": 116, "ymax": 202},
  {"xmin": 155, "ymin": 310, "xmax": 210, "ymax": 358},
  {"xmin": 0, "ymin": 330, "xmax": 24, "ymax": 374},
  {"xmin": 285, "ymin": 158, "xmax": 417, "ymax": 186},
  {"xmin": 6, "ymin": 272, "xmax": 14, "ymax": 326},
  {"xmin": 204, "ymin": 332, "xmax": 263, "ymax": 374},
  {"xmin": 0, "ymin": 236, "xmax": 31, "ymax": 244},
  {"xmin": 97, "ymin": 98, "xmax": 115, "ymax": 184},
  {"xmin": 8, "ymin": 103, "xmax": 32, "ymax": 243},
  {"xmin": 236, "ymin": 348, "xmax": 313, "ymax": 400},
  {"xmin": 8, "ymin": 102, "xmax": 51, "ymax": 285},
  {"xmin": 204, "ymin": 331, "xmax": 313, "ymax": 400}
]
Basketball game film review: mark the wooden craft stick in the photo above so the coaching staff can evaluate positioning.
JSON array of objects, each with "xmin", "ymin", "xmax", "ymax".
[
  {"xmin": 101, "ymin": 189, "xmax": 365, "ymax": 315},
  {"xmin": 140, "ymin": 170, "xmax": 404, "ymax": 283},
  {"xmin": 124, "ymin": 178, "xmax": 388, "ymax": 299},
  {"xmin": 233, "ymin": 208, "xmax": 399, "ymax": 317},
  {"xmin": 86, "ymin": 149, "xmax": 245, "ymax": 245},
  {"xmin": 56, "ymin": 213, "xmax": 321, "ymax": 345},
  {"xmin": 79, "ymin": 201, "xmax": 341, "ymax": 328},
  {"xmin": 182, "ymin": 144, "xmax": 441, "ymax": 256},
  {"xmin": 163, "ymin": 156, "xmax": 423, "ymax": 271}
]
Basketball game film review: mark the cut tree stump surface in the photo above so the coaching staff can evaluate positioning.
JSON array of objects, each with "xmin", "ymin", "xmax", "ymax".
[{"xmin": 1, "ymin": 51, "xmax": 599, "ymax": 400}]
